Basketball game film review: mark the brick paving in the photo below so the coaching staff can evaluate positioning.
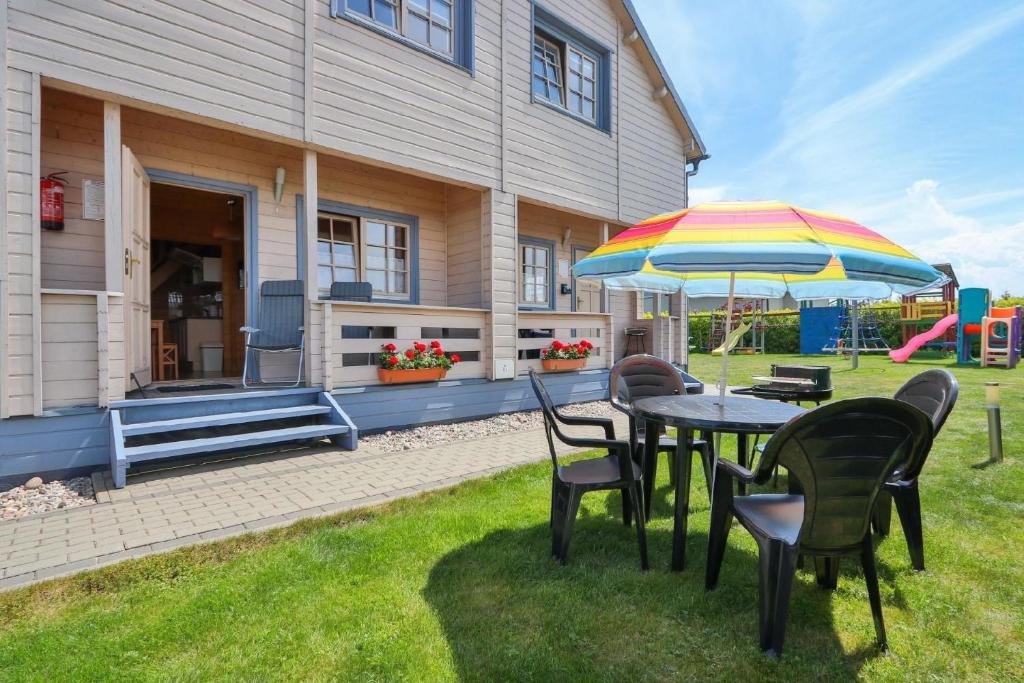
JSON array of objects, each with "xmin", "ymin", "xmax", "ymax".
[{"xmin": 0, "ymin": 415, "xmax": 629, "ymax": 592}]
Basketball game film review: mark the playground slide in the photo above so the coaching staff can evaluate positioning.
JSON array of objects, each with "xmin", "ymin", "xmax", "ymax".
[
  {"xmin": 888, "ymin": 313, "xmax": 959, "ymax": 363},
  {"xmin": 712, "ymin": 322, "xmax": 752, "ymax": 355}
]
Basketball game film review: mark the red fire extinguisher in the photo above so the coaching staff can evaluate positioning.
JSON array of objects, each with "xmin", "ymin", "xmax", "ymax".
[{"xmin": 41, "ymin": 172, "xmax": 68, "ymax": 231}]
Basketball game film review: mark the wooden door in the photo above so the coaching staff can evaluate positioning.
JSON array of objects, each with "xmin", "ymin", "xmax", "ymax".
[
  {"xmin": 573, "ymin": 248, "xmax": 602, "ymax": 312},
  {"xmin": 122, "ymin": 146, "xmax": 152, "ymax": 386}
]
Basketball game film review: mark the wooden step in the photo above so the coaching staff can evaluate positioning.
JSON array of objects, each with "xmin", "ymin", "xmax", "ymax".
[
  {"xmin": 124, "ymin": 424, "xmax": 349, "ymax": 463},
  {"xmin": 121, "ymin": 405, "xmax": 331, "ymax": 436}
]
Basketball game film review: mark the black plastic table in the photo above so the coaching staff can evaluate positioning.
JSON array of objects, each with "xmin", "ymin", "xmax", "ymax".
[{"xmin": 631, "ymin": 394, "xmax": 806, "ymax": 571}]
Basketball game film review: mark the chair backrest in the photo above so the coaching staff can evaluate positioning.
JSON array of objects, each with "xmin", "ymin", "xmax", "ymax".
[
  {"xmin": 252, "ymin": 280, "xmax": 305, "ymax": 348},
  {"xmin": 608, "ymin": 354, "xmax": 685, "ymax": 413},
  {"xmin": 329, "ymin": 281, "xmax": 373, "ymax": 302},
  {"xmin": 892, "ymin": 369, "xmax": 958, "ymax": 480},
  {"xmin": 528, "ymin": 369, "xmax": 572, "ymax": 471},
  {"xmin": 757, "ymin": 398, "xmax": 933, "ymax": 553}
]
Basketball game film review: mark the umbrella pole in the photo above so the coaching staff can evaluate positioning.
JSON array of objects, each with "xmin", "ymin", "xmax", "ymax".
[
  {"xmin": 851, "ymin": 300, "xmax": 860, "ymax": 370},
  {"xmin": 717, "ymin": 272, "xmax": 736, "ymax": 406}
]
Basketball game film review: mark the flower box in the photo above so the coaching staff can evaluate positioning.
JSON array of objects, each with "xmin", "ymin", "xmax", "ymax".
[
  {"xmin": 377, "ymin": 367, "xmax": 448, "ymax": 384},
  {"xmin": 541, "ymin": 358, "xmax": 587, "ymax": 372}
]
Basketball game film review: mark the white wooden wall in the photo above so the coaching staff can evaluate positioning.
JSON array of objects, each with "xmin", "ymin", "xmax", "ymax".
[{"xmin": 446, "ymin": 186, "xmax": 484, "ymax": 309}]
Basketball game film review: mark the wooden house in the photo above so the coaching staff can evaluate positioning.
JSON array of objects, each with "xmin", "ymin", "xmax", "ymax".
[{"xmin": 0, "ymin": 0, "xmax": 706, "ymax": 486}]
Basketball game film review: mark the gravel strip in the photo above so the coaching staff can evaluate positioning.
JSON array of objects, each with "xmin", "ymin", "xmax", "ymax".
[
  {"xmin": 361, "ymin": 400, "xmax": 619, "ymax": 453},
  {"xmin": 1, "ymin": 477, "xmax": 96, "ymax": 521}
]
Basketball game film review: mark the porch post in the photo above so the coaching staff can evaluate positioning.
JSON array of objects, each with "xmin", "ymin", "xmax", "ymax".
[
  {"xmin": 482, "ymin": 189, "xmax": 517, "ymax": 380},
  {"xmin": 303, "ymin": 150, "xmax": 319, "ymax": 387},
  {"xmin": 103, "ymin": 103, "xmax": 122, "ymax": 293}
]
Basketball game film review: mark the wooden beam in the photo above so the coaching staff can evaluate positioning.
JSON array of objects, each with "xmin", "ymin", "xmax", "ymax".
[
  {"xmin": 303, "ymin": 149, "xmax": 318, "ymax": 386},
  {"xmin": 97, "ymin": 293, "xmax": 109, "ymax": 408},
  {"xmin": 0, "ymin": 3, "xmax": 9, "ymax": 419},
  {"xmin": 103, "ymin": 102, "xmax": 123, "ymax": 293},
  {"xmin": 30, "ymin": 73, "xmax": 42, "ymax": 416}
]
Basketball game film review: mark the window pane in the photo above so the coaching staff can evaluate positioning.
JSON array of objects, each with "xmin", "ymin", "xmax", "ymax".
[
  {"xmin": 532, "ymin": 75, "xmax": 548, "ymax": 98},
  {"xmin": 317, "ymin": 217, "xmax": 331, "ymax": 240},
  {"xmin": 583, "ymin": 99, "xmax": 594, "ymax": 120},
  {"xmin": 366, "ymin": 245, "xmax": 386, "ymax": 269},
  {"xmin": 536, "ymin": 284, "xmax": 547, "ymax": 302},
  {"xmin": 433, "ymin": 0, "xmax": 452, "ymax": 24},
  {"xmin": 349, "ymin": 0, "xmax": 371, "ymax": 17},
  {"xmin": 583, "ymin": 58, "xmax": 594, "ymax": 78},
  {"xmin": 430, "ymin": 25, "xmax": 451, "ymax": 52},
  {"xmin": 393, "ymin": 226, "xmax": 407, "ymax": 248},
  {"xmin": 332, "ymin": 243, "xmax": 356, "ymax": 267},
  {"xmin": 550, "ymin": 84, "xmax": 562, "ymax": 102},
  {"xmin": 367, "ymin": 270, "xmax": 387, "ymax": 291},
  {"xmin": 366, "ymin": 221, "xmax": 386, "ymax": 245},
  {"xmin": 317, "ymin": 240, "xmax": 332, "ymax": 265},
  {"xmin": 569, "ymin": 51, "xmax": 581, "ymax": 70},
  {"xmin": 317, "ymin": 266, "xmax": 333, "ymax": 291},
  {"xmin": 523, "ymin": 281, "xmax": 535, "ymax": 302},
  {"xmin": 336, "ymin": 267, "xmax": 357, "ymax": 283},
  {"xmin": 374, "ymin": 0, "xmax": 397, "ymax": 27},
  {"xmin": 407, "ymin": 13, "xmax": 429, "ymax": 44},
  {"xmin": 583, "ymin": 80, "xmax": 594, "ymax": 99},
  {"xmin": 334, "ymin": 219, "xmax": 355, "ymax": 243},
  {"xmin": 569, "ymin": 73, "xmax": 581, "ymax": 91},
  {"xmin": 408, "ymin": 0, "xmax": 428, "ymax": 11},
  {"xmin": 570, "ymin": 93, "xmax": 582, "ymax": 113}
]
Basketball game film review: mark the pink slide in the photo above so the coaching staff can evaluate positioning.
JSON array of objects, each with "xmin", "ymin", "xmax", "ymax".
[{"xmin": 889, "ymin": 313, "xmax": 959, "ymax": 363}]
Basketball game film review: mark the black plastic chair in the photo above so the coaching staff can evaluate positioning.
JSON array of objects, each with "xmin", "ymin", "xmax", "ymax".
[
  {"xmin": 609, "ymin": 354, "xmax": 712, "ymax": 521},
  {"xmin": 705, "ymin": 398, "xmax": 933, "ymax": 657},
  {"xmin": 528, "ymin": 369, "xmax": 649, "ymax": 570},
  {"xmin": 873, "ymin": 369, "xmax": 959, "ymax": 570}
]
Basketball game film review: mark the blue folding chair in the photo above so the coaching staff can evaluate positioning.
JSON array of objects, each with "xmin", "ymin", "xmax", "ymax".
[{"xmin": 241, "ymin": 280, "xmax": 305, "ymax": 388}]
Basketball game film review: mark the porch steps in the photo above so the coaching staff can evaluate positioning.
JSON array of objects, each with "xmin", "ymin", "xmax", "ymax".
[{"xmin": 108, "ymin": 388, "xmax": 357, "ymax": 488}]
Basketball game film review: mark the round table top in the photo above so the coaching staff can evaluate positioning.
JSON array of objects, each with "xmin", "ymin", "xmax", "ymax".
[{"xmin": 632, "ymin": 393, "xmax": 807, "ymax": 433}]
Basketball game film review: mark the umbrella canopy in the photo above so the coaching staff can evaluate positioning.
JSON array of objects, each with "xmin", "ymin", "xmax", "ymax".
[
  {"xmin": 574, "ymin": 200, "xmax": 946, "ymax": 293},
  {"xmin": 573, "ymin": 200, "xmax": 947, "ymax": 402},
  {"xmin": 600, "ymin": 257, "xmax": 944, "ymax": 301}
]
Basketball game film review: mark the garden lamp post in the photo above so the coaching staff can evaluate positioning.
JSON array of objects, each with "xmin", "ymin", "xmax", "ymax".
[{"xmin": 985, "ymin": 382, "xmax": 1003, "ymax": 464}]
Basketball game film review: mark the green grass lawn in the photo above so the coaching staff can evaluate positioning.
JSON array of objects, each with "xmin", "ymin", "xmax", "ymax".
[{"xmin": 1, "ymin": 354, "xmax": 1022, "ymax": 681}]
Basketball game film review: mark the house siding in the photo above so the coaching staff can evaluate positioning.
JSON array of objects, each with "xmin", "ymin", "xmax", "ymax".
[
  {"xmin": 6, "ymin": 0, "xmax": 306, "ymax": 140},
  {"xmin": 446, "ymin": 186, "xmax": 484, "ymax": 308},
  {"xmin": 517, "ymin": 202, "xmax": 604, "ymax": 311}
]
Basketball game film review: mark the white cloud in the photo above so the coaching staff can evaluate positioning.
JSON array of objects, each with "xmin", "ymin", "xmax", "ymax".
[
  {"xmin": 688, "ymin": 184, "xmax": 730, "ymax": 205},
  {"xmin": 867, "ymin": 180, "xmax": 1024, "ymax": 294}
]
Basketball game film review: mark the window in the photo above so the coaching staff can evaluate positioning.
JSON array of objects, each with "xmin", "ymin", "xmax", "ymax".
[
  {"xmin": 532, "ymin": 32, "xmax": 564, "ymax": 106},
  {"xmin": 316, "ymin": 212, "xmax": 410, "ymax": 299},
  {"xmin": 520, "ymin": 239, "xmax": 553, "ymax": 308},
  {"xmin": 332, "ymin": 0, "xmax": 473, "ymax": 69},
  {"xmin": 531, "ymin": 5, "xmax": 612, "ymax": 131}
]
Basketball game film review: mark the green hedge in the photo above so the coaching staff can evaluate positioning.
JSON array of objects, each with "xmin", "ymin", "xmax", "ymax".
[{"xmin": 689, "ymin": 304, "xmax": 903, "ymax": 354}]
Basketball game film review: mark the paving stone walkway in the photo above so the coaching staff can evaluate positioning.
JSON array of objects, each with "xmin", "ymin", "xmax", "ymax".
[{"xmin": 0, "ymin": 415, "xmax": 629, "ymax": 591}]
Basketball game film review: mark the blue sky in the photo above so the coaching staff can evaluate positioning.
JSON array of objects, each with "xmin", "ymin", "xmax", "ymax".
[{"xmin": 633, "ymin": 0, "xmax": 1024, "ymax": 294}]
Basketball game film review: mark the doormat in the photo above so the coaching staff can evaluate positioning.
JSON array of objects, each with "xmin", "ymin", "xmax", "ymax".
[{"xmin": 155, "ymin": 383, "xmax": 235, "ymax": 393}]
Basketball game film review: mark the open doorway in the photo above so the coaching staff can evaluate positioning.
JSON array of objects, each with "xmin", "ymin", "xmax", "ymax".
[{"xmin": 149, "ymin": 183, "xmax": 246, "ymax": 383}]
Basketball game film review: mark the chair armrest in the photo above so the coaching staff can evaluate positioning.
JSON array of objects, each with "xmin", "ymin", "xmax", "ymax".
[
  {"xmin": 299, "ymin": 326, "xmax": 305, "ymax": 332},
  {"xmin": 555, "ymin": 433, "xmax": 628, "ymax": 453},
  {"xmin": 240, "ymin": 326, "xmax": 259, "ymax": 334},
  {"xmin": 555, "ymin": 413, "xmax": 615, "ymax": 440},
  {"xmin": 716, "ymin": 458, "xmax": 757, "ymax": 484}
]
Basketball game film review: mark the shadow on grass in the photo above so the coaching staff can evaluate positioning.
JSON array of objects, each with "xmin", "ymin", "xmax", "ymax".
[{"xmin": 423, "ymin": 506, "xmax": 887, "ymax": 681}]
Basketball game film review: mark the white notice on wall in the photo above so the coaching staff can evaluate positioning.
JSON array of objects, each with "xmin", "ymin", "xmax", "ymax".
[
  {"xmin": 558, "ymin": 258, "xmax": 570, "ymax": 278},
  {"xmin": 82, "ymin": 179, "xmax": 105, "ymax": 220}
]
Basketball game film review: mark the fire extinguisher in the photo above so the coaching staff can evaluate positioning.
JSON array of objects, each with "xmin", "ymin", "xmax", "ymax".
[{"xmin": 41, "ymin": 172, "xmax": 68, "ymax": 231}]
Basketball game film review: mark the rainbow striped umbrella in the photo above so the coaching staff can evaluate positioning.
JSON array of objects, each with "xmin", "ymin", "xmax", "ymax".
[{"xmin": 573, "ymin": 200, "xmax": 946, "ymax": 400}]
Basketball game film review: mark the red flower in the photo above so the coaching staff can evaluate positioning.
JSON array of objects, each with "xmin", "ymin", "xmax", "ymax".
[
  {"xmin": 430, "ymin": 340, "xmax": 441, "ymax": 348},
  {"xmin": 388, "ymin": 355, "xmax": 400, "ymax": 366},
  {"xmin": 414, "ymin": 341, "xmax": 427, "ymax": 352},
  {"xmin": 433, "ymin": 347, "xmax": 444, "ymax": 356},
  {"xmin": 580, "ymin": 339, "xmax": 592, "ymax": 350},
  {"xmin": 551, "ymin": 340, "xmax": 563, "ymax": 351},
  {"xmin": 451, "ymin": 354, "xmax": 461, "ymax": 363},
  {"xmin": 405, "ymin": 350, "xmax": 416, "ymax": 360},
  {"xmin": 383, "ymin": 343, "xmax": 398, "ymax": 352}
]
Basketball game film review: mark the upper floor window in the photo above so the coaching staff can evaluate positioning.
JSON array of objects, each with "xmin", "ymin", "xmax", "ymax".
[
  {"xmin": 333, "ymin": 0, "xmax": 473, "ymax": 70},
  {"xmin": 531, "ymin": 5, "xmax": 612, "ymax": 132},
  {"xmin": 317, "ymin": 212, "xmax": 410, "ymax": 299}
]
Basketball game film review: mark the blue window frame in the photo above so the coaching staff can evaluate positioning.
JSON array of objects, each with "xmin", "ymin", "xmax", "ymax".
[
  {"xmin": 531, "ymin": 3, "xmax": 612, "ymax": 132},
  {"xmin": 518, "ymin": 235, "xmax": 556, "ymax": 310},
  {"xmin": 331, "ymin": 0, "xmax": 475, "ymax": 73}
]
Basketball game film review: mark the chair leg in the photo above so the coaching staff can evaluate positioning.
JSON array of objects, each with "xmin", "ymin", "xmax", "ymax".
[
  {"xmin": 892, "ymin": 481, "xmax": 925, "ymax": 571},
  {"xmin": 705, "ymin": 477, "xmax": 733, "ymax": 589},
  {"xmin": 758, "ymin": 539, "xmax": 798, "ymax": 658},
  {"xmin": 873, "ymin": 490, "xmax": 893, "ymax": 537},
  {"xmin": 814, "ymin": 556, "xmax": 841, "ymax": 590},
  {"xmin": 630, "ymin": 483, "xmax": 650, "ymax": 571},
  {"xmin": 558, "ymin": 486, "xmax": 584, "ymax": 564},
  {"xmin": 860, "ymin": 534, "xmax": 889, "ymax": 652},
  {"xmin": 621, "ymin": 486, "xmax": 633, "ymax": 527},
  {"xmin": 642, "ymin": 428, "xmax": 659, "ymax": 522},
  {"xmin": 550, "ymin": 482, "xmax": 566, "ymax": 558},
  {"xmin": 550, "ymin": 475, "xmax": 557, "ymax": 529}
]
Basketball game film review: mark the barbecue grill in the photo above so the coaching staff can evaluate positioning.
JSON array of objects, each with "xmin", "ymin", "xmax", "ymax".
[{"xmin": 733, "ymin": 364, "xmax": 833, "ymax": 405}]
